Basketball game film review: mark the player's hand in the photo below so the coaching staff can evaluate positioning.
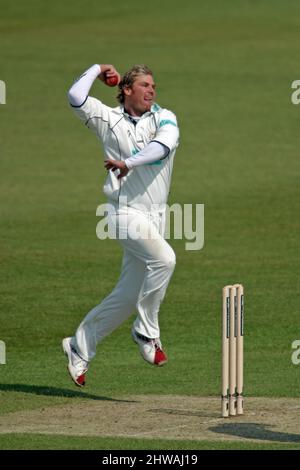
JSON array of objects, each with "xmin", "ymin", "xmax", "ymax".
[
  {"xmin": 98, "ymin": 65, "xmax": 119, "ymax": 82},
  {"xmin": 104, "ymin": 158, "xmax": 129, "ymax": 179}
]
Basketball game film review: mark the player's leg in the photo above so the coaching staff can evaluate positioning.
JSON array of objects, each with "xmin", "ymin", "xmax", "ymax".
[
  {"xmin": 72, "ymin": 250, "xmax": 145, "ymax": 362},
  {"xmin": 116, "ymin": 209, "xmax": 176, "ymax": 340}
]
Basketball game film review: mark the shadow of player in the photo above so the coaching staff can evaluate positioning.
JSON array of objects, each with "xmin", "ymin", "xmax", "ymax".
[{"xmin": 0, "ymin": 383, "xmax": 136, "ymax": 403}]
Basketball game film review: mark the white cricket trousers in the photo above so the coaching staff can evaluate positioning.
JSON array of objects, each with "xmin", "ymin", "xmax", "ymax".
[{"xmin": 73, "ymin": 205, "xmax": 176, "ymax": 362}]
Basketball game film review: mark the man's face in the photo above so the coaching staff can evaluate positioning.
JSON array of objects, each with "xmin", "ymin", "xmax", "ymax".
[{"xmin": 124, "ymin": 74, "xmax": 156, "ymax": 115}]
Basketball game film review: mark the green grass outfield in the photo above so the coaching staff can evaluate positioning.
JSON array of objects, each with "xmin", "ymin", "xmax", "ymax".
[
  {"xmin": 1, "ymin": 0, "xmax": 300, "ymax": 450},
  {"xmin": 1, "ymin": 434, "xmax": 300, "ymax": 451}
]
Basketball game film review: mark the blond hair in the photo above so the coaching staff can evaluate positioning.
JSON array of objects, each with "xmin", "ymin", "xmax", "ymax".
[{"xmin": 117, "ymin": 65, "xmax": 153, "ymax": 104}]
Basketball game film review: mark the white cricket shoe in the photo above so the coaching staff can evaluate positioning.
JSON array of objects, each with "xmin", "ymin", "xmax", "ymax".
[
  {"xmin": 132, "ymin": 329, "xmax": 168, "ymax": 366},
  {"xmin": 62, "ymin": 337, "xmax": 88, "ymax": 387}
]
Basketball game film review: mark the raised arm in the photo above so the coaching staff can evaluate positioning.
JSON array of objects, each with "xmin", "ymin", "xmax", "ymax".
[{"xmin": 68, "ymin": 64, "xmax": 119, "ymax": 107}]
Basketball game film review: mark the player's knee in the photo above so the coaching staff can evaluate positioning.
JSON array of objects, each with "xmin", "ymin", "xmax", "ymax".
[
  {"xmin": 168, "ymin": 251, "xmax": 176, "ymax": 271},
  {"xmin": 161, "ymin": 249, "xmax": 176, "ymax": 273}
]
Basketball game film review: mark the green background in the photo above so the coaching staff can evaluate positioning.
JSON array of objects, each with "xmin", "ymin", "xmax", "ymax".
[{"xmin": 0, "ymin": 0, "xmax": 299, "ymax": 450}]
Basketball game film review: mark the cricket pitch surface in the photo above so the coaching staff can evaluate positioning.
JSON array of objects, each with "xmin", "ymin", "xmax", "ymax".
[{"xmin": 1, "ymin": 396, "xmax": 300, "ymax": 443}]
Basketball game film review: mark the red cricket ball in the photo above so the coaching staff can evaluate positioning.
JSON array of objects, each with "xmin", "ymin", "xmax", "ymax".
[{"xmin": 105, "ymin": 73, "xmax": 121, "ymax": 87}]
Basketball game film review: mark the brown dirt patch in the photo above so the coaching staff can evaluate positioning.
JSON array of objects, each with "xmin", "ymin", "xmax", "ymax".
[{"xmin": 0, "ymin": 396, "xmax": 300, "ymax": 443}]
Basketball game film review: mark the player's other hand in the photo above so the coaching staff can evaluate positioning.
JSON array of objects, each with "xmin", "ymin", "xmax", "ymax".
[{"xmin": 104, "ymin": 158, "xmax": 129, "ymax": 179}]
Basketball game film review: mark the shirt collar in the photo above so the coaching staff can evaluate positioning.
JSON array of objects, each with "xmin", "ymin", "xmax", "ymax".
[{"xmin": 115, "ymin": 104, "xmax": 159, "ymax": 118}]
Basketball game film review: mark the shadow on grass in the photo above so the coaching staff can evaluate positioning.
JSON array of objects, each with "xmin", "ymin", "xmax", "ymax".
[
  {"xmin": 210, "ymin": 423, "xmax": 300, "ymax": 443},
  {"xmin": 0, "ymin": 383, "xmax": 136, "ymax": 403}
]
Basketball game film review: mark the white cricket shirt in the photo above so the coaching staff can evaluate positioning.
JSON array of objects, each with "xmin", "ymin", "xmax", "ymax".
[{"xmin": 71, "ymin": 95, "xmax": 179, "ymax": 212}]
